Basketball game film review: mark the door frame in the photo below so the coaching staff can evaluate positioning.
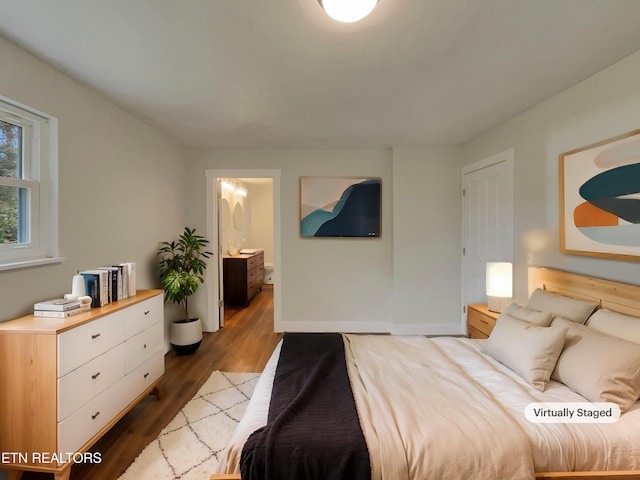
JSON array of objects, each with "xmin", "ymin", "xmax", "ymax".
[
  {"xmin": 205, "ymin": 168, "xmax": 282, "ymax": 332},
  {"xmin": 460, "ymin": 148, "xmax": 515, "ymax": 329}
]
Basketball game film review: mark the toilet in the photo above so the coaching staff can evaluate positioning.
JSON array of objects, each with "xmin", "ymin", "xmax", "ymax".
[{"xmin": 264, "ymin": 263, "xmax": 274, "ymax": 284}]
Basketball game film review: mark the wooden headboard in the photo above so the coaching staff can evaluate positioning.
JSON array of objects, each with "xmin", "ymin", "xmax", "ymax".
[{"xmin": 528, "ymin": 267, "xmax": 640, "ymax": 318}]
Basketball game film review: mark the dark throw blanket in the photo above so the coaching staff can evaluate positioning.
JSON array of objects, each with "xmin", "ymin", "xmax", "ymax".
[{"xmin": 240, "ymin": 333, "xmax": 371, "ymax": 480}]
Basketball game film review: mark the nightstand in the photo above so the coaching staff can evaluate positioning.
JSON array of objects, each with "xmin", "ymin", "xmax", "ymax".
[{"xmin": 467, "ymin": 304, "xmax": 500, "ymax": 339}]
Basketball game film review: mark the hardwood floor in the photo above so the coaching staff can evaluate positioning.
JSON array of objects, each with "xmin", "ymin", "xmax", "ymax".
[{"xmin": 21, "ymin": 285, "xmax": 281, "ymax": 480}]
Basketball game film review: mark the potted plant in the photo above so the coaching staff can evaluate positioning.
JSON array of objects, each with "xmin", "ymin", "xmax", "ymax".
[{"xmin": 157, "ymin": 227, "xmax": 213, "ymax": 355}]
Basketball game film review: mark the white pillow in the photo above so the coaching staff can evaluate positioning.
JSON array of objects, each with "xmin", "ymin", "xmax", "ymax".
[
  {"xmin": 526, "ymin": 288, "xmax": 598, "ymax": 324},
  {"xmin": 551, "ymin": 317, "xmax": 640, "ymax": 412},
  {"xmin": 481, "ymin": 315, "xmax": 567, "ymax": 391},
  {"xmin": 585, "ymin": 309, "xmax": 640, "ymax": 345},
  {"xmin": 502, "ymin": 303, "xmax": 553, "ymax": 327}
]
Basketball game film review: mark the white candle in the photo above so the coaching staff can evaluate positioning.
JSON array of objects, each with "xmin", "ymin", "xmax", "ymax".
[{"xmin": 72, "ymin": 274, "xmax": 86, "ymax": 298}]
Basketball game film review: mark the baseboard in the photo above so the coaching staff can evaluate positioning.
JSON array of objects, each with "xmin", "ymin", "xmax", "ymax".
[{"xmin": 275, "ymin": 320, "xmax": 465, "ymax": 336}]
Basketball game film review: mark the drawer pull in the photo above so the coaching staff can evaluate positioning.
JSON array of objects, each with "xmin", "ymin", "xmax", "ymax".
[
  {"xmin": 144, "ymin": 310, "xmax": 150, "ymax": 315},
  {"xmin": 144, "ymin": 372, "xmax": 149, "ymax": 378},
  {"xmin": 144, "ymin": 343, "xmax": 147, "ymax": 349},
  {"xmin": 91, "ymin": 372, "xmax": 101, "ymax": 380},
  {"xmin": 91, "ymin": 333, "xmax": 101, "ymax": 340},
  {"xmin": 91, "ymin": 411, "xmax": 100, "ymax": 420}
]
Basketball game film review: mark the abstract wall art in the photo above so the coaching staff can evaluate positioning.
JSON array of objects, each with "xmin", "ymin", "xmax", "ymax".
[
  {"xmin": 560, "ymin": 129, "xmax": 640, "ymax": 260},
  {"xmin": 300, "ymin": 177, "xmax": 381, "ymax": 237}
]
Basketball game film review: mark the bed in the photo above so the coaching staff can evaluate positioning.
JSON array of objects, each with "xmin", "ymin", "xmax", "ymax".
[{"xmin": 211, "ymin": 268, "xmax": 640, "ymax": 480}]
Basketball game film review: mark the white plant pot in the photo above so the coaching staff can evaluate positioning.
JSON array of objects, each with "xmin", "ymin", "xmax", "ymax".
[{"xmin": 170, "ymin": 318, "xmax": 202, "ymax": 355}]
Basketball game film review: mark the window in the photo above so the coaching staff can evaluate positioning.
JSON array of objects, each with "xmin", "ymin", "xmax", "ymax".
[{"xmin": 0, "ymin": 96, "xmax": 60, "ymax": 270}]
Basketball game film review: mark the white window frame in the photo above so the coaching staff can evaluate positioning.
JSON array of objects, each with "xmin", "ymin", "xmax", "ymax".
[{"xmin": 0, "ymin": 95, "xmax": 62, "ymax": 271}]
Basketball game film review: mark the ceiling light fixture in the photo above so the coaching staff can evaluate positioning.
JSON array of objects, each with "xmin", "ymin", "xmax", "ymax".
[{"xmin": 318, "ymin": 0, "xmax": 379, "ymax": 23}]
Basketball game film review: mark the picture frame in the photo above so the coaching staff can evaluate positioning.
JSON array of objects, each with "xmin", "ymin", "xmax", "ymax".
[
  {"xmin": 300, "ymin": 176, "xmax": 381, "ymax": 237},
  {"xmin": 560, "ymin": 129, "xmax": 640, "ymax": 261}
]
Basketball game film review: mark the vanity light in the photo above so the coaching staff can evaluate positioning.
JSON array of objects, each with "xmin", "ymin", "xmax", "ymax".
[
  {"xmin": 318, "ymin": 0, "xmax": 379, "ymax": 23},
  {"xmin": 221, "ymin": 179, "xmax": 248, "ymax": 197},
  {"xmin": 486, "ymin": 262, "xmax": 513, "ymax": 313},
  {"xmin": 221, "ymin": 180, "xmax": 235, "ymax": 192}
]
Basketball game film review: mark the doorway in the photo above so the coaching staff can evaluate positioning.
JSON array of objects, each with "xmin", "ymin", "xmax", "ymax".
[
  {"xmin": 461, "ymin": 149, "xmax": 514, "ymax": 326},
  {"xmin": 205, "ymin": 169, "xmax": 281, "ymax": 333}
]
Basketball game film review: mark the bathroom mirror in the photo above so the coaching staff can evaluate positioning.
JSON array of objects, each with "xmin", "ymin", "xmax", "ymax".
[
  {"xmin": 219, "ymin": 198, "xmax": 231, "ymax": 232},
  {"xmin": 233, "ymin": 202, "xmax": 243, "ymax": 230}
]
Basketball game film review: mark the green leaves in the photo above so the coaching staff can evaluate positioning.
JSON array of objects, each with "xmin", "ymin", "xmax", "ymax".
[
  {"xmin": 0, "ymin": 120, "xmax": 20, "ymax": 244},
  {"xmin": 157, "ymin": 227, "xmax": 213, "ymax": 321}
]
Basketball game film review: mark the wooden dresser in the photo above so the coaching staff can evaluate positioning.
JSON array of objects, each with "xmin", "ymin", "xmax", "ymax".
[
  {"xmin": 467, "ymin": 303, "xmax": 500, "ymax": 339},
  {"xmin": 0, "ymin": 290, "xmax": 164, "ymax": 480},
  {"xmin": 223, "ymin": 251, "xmax": 264, "ymax": 306}
]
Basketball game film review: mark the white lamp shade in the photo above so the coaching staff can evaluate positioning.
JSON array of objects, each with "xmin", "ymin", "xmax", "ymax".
[
  {"xmin": 486, "ymin": 262, "xmax": 512, "ymax": 313},
  {"xmin": 319, "ymin": 0, "xmax": 379, "ymax": 23},
  {"xmin": 486, "ymin": 262, "xmax": 513, "ymax": 297}
]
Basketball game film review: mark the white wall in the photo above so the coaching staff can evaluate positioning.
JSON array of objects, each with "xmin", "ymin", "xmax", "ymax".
[
  {"xmin": 0, "ymin": 36, "xmax": 185, "ymax": 324},
  {"xmin": 462, "ymin": 50, "xmax": 640, "ymax": 302},
  {"xmin": 392, "ymin": 146, "xmax": 463, "ymax": 334},
  {"xmin": 186, "ymin": 146, "xmax": 464, "ymax": 333},
  {"xmin": 250, "ymin": 181, "xmax": 274, "ymax": 265},
  {"xmin": 187, "ymin": 148, "xmax": 395, "ymax": 332}
]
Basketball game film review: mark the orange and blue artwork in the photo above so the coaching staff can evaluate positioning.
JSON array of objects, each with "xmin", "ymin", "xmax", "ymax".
[{"xmin": 561, "ymin": 130, "xmax": 640, "ymax": 260}]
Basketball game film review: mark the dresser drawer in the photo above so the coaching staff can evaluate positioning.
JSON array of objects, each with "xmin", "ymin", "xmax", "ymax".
[
  {"xmin": 124, "ymin": 322, "xmax": 163, "ymax": 373},
  {"xmin": 247, "ymin": 282, "xmax": 258, "ymax": 301},
  {"xmin": 223, "ymin": 252, "xmax": 263, "ymax": 306},
  {"xmin": 58, "ymin": 312, "xmax": 126, "ymax": 377},
  {"xmin": 247, "ymin": 267, "xmax": 257, "ymax": 283},
  {"xmin": 58, "ymin": 344, "xmax": 125, "ymax": 421},
  {"xmin": 58, "ymin": 376, "xmax": 129, "ymax": 455},
  {"xmin": 468, "ymin": 306, "xmax": 498, "ymax": 338},
  {"xmin": 468, "ymin": 324, "xmax": 489, "ymax": 340},
  {"xmin": 122, "ymin": 351, "xmax": 164, "ymax": 405},
  {"xmin": 0, "ymin": 289, "xmax": 164, "ymax": 478},
  {"xmin": 124, "ymin": 294, "xmax": 163, "ymax": 338},
  {"xmin": 250, "ymin": 253, "xmax": 263, "ymax": 271}
]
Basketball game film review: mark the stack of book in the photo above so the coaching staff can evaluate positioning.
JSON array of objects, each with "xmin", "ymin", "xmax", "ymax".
[
  {"xmin": 80, "ymin": 262, "xmax": 137, "ymax": 308},
  {"xmin": 33, "ymin": 298, "xmax": 82, "ymax": 318}
]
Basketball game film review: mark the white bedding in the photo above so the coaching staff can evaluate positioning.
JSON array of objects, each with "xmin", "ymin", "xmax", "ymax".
[{"xmin": 219, "ymin": 335, "xmax": 640, "ymax": 478}]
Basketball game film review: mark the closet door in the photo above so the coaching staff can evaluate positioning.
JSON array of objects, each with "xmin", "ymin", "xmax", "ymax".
[{"xmin": 461, "ymin": 149, "xmax": 514, "ymax": 325}]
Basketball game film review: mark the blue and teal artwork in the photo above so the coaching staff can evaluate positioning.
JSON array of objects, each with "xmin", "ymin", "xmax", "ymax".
[{"xmin": 300, "ymin": 177, "xmax": 381, "ymax": 237}]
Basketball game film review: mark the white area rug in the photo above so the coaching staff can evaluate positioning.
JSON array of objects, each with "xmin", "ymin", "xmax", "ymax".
[{"xmin": 119, "ymin": 371, "xmax": 260, "ymax": 480}]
